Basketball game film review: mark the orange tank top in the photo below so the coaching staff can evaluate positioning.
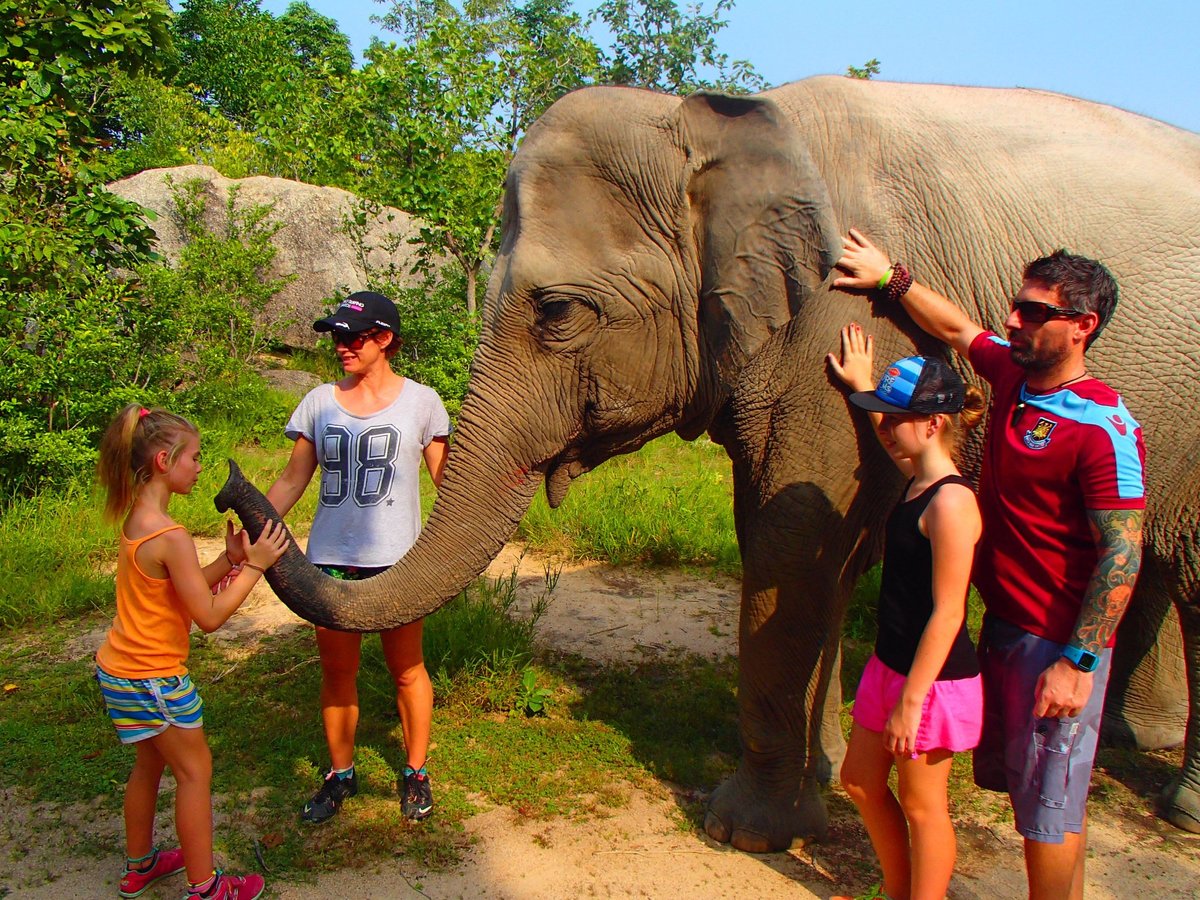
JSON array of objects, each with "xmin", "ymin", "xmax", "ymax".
[{"xmin": 95, "ymin": 524, "xmax": 193, "ymax": 678}]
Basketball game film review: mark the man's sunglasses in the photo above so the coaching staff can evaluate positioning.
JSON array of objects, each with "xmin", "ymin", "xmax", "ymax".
[
  {"xmin": 330, "ymin": 329, "xmax": 382, "ymax": 350},
  {"xmin": 1010, "ymin": 299, "xmax": 1086, "ymax": 324}
]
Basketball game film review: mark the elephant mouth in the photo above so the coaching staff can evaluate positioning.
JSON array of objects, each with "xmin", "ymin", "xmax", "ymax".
[
  {"xmin": 542, "ymin": 425, "xmax": 669, "ymax": 508},
  {"xmin": 544, "ymin": 453, "xmax": 589, "ymax": 508}
]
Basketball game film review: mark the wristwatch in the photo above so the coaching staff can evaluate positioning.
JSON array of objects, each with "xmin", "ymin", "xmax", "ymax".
[{"xmin": 1061, "ymin": 644, "xmax": 1100, "ymax": 672}]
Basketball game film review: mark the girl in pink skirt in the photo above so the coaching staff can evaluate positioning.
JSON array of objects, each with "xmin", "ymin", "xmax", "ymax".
[{"xmin": 828, "ymin": 325, "xmax": 987, "ymax": 900}]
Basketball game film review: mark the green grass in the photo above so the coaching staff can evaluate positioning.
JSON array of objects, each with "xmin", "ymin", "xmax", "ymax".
[
  {"xmin": 0, "ymin": 486, "xmax": 116, "ymax": 626},
  {"xmin": 0, "ymin": 571, "xmax": 739, "ymax": 881}
]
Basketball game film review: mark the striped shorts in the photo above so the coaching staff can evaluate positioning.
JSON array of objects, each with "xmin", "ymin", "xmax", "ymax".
[{"xmin": 95, "ymin": 667, "xmax": 204, "ymax": 744}]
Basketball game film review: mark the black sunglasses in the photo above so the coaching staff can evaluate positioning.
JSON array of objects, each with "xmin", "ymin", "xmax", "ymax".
[
  {"xmin": 330, "ymin": 329, "xmax": 382, "ymax": 350},
  {"xmin": 1010, "ymin": 299, "xmax": 1085, "ymax": 324}
]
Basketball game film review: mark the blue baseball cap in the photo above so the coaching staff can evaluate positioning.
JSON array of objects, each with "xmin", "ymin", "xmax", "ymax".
[{"xmin": 850, "ymin": 356, "xmax": 965, "ymax": 415}]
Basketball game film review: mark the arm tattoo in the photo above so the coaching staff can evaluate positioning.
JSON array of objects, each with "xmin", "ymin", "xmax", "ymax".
[{"xmin": 1074, "ymin": 508, "xmax": 1144, "ymax": 654}]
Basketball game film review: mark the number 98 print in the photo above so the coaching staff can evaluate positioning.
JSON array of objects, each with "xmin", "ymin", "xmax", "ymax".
[{"xmin": 320, "ymin": 424, "xmax": 401, "ymax": 507}]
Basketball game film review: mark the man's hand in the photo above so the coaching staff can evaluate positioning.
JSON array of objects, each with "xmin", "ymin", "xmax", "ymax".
[
  {"xmin": 1034, "ymin": 656, "xmax": 1094, "ymax": 719},
  {"xmin": 833, "ymin": 228, "xmax": 893, "ymax": 291}
]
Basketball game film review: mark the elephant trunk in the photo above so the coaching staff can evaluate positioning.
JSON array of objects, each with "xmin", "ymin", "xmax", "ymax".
[{"xmin": 215, "ymin": 414, "xmax": 544, "ymax": 631}]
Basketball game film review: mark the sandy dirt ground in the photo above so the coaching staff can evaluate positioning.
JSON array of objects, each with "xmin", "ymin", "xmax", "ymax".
[{"xmin": 5, "ymin": 543, "xmax": 1199, "ymax": 899}]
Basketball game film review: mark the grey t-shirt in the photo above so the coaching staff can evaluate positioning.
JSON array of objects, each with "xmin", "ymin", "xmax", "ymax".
[{"xmin": 285, "ymin": 380, "xmax": 450, "ymax": 567}]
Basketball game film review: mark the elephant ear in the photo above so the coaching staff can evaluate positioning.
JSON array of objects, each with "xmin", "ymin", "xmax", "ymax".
[{"xmin": 678, "ymin": 92, "xmax": 840, "ymax": 386}]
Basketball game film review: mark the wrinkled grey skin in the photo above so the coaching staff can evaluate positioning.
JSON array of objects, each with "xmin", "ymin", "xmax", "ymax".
[{"xmin": 224, "ymin": 77, "xmax": 1200, "ymax": 849}]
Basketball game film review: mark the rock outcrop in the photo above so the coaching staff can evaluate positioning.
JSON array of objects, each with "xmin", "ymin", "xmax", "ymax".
[{"xmin": 107, "ymin": 165, "xmax": 427, "ymax": 349}]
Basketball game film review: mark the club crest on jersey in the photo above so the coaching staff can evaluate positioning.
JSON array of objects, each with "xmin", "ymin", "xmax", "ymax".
[{"xmin": 1023, "ymin": 417, "xmax": 1057, "ymax": 450}]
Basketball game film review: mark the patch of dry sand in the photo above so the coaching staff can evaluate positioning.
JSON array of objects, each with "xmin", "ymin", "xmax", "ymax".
[{"xmin": 10, "ymin": 542, "xmax": 1200, "ymax": 899}]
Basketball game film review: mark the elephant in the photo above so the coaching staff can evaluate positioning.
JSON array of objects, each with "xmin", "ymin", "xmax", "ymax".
[{"xmin": 218, "ymin": 76, "xmax": 1200, "ymax": 852}]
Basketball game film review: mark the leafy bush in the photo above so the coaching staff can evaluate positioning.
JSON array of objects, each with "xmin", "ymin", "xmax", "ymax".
[
  {"xmin": 0, "ymin": 274, "xmax": 168, "ymax": 495},
  {"xmin": 387, "ymin": 273, "xmax": 480, "ymax": 419},
  {"xmin": 0, "ymin": 172, "xmax": 293, "ymax": 495}
]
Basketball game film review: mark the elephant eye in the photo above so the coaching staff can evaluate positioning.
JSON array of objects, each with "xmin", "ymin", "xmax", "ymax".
[
  {"xmin": 538, "ymin": 298, "xmax": 573, "ymax": 321},
  {"xmin": 533, "ymin": 294, "xmax": 597, "ymax": 344}
]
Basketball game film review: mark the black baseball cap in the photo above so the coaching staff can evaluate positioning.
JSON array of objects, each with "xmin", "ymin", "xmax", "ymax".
[
  {"xmin": 313, "ymin": 291, "xmax": 400, "ymax": 334},
  {"xmin": 850, "ymin": 356, "xmax": 965, "ymax": 415}
]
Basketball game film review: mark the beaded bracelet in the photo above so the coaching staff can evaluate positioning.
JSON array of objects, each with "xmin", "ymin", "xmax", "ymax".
[{"xmin": 886, "ymin": 263, "xmax": 913, "ymax": 302}]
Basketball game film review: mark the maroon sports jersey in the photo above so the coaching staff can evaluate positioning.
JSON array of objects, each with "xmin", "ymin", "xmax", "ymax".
[{"xmin": 969, "ymin": 332, "xmax": 1146, "ymax": 645}]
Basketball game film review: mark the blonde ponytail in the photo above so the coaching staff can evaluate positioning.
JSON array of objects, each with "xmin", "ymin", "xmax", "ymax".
[
  {"xmin": 940, "ymin": 385, "xmax": 988, "ymax": 452},
  {"xmin": 96, "ymin": 405, "xmax": 199, "ymax": 522}
]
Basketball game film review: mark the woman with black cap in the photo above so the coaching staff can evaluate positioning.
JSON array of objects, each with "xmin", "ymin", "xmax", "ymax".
[
  {"xmin": 265, "ymin": 291, "xmax": 450, "ymax": 824},
  {"xmin": 827, "ymin": 323, "xmax": 987, "ymax": 900}
]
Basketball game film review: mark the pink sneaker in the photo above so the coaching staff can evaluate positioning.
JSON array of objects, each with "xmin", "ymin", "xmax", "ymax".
[
  {"xmin": 188, "ymin": 870, "xmax": 266, "ymax": 899},
  {"xmin": 118, "ymin": 847, "xmax": 185, "ymax": 897}
]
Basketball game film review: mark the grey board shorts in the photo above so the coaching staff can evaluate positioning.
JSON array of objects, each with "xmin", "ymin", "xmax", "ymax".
[{"xmin": 973, "ymin": 615, "xmax": 1112, "ymax": 844}]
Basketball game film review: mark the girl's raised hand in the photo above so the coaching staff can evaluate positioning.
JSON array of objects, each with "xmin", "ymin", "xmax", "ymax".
[
  {"xmin": 826, "ymin": 323, "xmax": 876, "ymax": 392},
  {"xmin": 242, "ymin": 519, "xmax": 290, "ymax": 571},
  {"xmin": 224, "ymin": 519, "xmax": 248, "ymax": 566}
]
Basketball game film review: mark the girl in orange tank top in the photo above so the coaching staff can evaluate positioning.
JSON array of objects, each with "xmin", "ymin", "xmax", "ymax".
[{"xmin": 94, "ymin": 404, "xmax": 288, "ymax": 900}]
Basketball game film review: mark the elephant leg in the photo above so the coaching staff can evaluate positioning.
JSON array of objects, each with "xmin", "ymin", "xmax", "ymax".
[
  {"xmin": 704, "ymin": 487, "xmax": 854, "ymax": 852},
  {"xmin": 820, "ymin": 645, "xmax": 847, "ymax": 782},
  {"xmin": 704, "ymin": 580, "xmax": 839, "ymax": 851},
  {"xmin": 1159, "ymin": 594, "xmax": 1200, "ymax": 833}
]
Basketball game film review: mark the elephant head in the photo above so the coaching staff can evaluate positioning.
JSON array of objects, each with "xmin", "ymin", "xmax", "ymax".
[{"xmin": 220, "ymin": 87, "xmax": 841, "ymax": 631}]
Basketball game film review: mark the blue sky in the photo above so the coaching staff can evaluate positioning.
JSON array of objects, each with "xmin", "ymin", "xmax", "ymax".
[{"xmin": 260, "ymin": 0, "xmax": 1200, "ymax": 132}]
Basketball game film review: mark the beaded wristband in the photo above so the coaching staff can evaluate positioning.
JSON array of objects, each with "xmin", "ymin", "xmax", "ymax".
[{"xmin": 887, "ymin": 263, "xmax": 913, "ymax": 302}]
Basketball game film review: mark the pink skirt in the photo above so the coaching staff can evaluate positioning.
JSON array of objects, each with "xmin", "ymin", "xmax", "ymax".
[{"xmin": 851, "ymin": 654, "xmax": 984, "ymax": 753}]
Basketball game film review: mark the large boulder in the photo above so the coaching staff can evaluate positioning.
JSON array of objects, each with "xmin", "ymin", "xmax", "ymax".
[{"xmin": 107, "ymin": 165, "xmax": 427, "ymax": 349}]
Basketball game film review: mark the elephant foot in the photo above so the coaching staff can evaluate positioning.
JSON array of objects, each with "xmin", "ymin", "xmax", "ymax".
[
  {"xmin": 704, "ymin": 768, "xmax": 827, "ymax": 852},
  {"xmin": 1158, "ymin": 777, "xmax": 1200, "ymax": 834},
  {"xmin": 1101, "ymin": 711, "xmax": 1185, "ymax": 751}
]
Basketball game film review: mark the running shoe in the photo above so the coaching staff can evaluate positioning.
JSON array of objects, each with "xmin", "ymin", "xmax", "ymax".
[
  {"xmin": 301, "ymin": 768, "xmax": 358, "ymax": 824},
  {"xmin": 118, "ymin": 846, "xmax": 185, "ymax": 898},
  {"xmin": 402, "ymin": 768, "xmax": 433, "ymax": 821},
  {"xmin": 187, "ymin": 870, "xmax": 265, "ymax": 899}
]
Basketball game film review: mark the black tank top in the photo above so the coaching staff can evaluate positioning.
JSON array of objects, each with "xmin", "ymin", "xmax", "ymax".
[{"xmin": 874, "ymin": 474, "xmax": 980, "ymax": 680}]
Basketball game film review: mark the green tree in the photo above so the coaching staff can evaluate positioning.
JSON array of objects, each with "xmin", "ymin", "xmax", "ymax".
[
  {"xmin": 173, "ymin": 0, "xmax": 350, "ymax": 124},
  {"xmin": 277, "ymin": 1, "xmax": 354, "ymax": 77},
  {"xmin": 1, "ymin": 0, "xmax": 171, "ymax": 290},
  {"xmin": 591, "ymin": 0, "xmax": 765, "ymax": 94},
  {"xmin": 368, "ymin": 0, "xmax": 600, "ymax": 312},
  {"xmin": 107, "ymin": 1, "xmax": 358, "ymax": 183},
  {"xmin": 846, "ymin": 58, "xmax": 881, "ymax": 79}
]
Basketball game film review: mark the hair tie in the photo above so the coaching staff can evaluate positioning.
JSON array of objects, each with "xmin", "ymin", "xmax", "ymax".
[{"xmin": 138, "ymin": 407, "xmax": 150, "ymax": 419}]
